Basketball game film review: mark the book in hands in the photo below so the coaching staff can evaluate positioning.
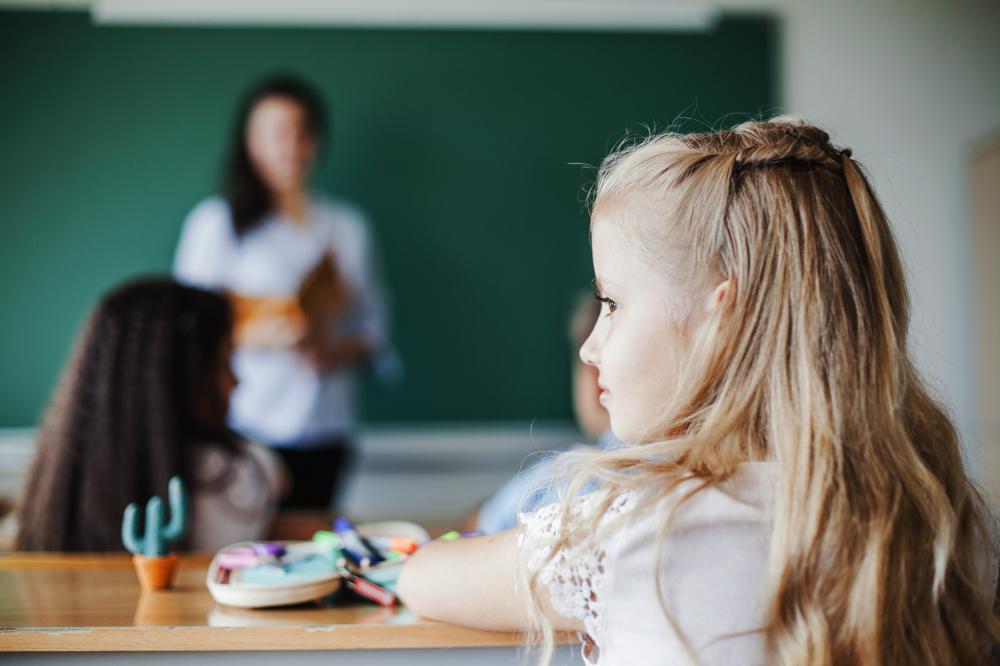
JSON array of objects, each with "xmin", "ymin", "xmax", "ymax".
[
  {"xmin": 298, "ymin": 252, "xmax": 351, "ymax": 324},
  {"xmin": 229, "ymin": 253, "xmax": 352, "ymax": 348}
]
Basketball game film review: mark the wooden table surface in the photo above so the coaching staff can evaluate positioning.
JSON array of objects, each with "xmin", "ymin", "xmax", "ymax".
[{"xmin": 0, "ymin": 552, "xmax": 541, "ymax": 652}]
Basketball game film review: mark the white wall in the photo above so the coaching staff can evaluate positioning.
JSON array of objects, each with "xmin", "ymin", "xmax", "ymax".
[
  {"xmin": 722, "ymin": 0, "xmax": 1000, "ymax": 479},
  {"xmin": 0, "ymin": 422, "xmax": 579, "ymax": 535}
]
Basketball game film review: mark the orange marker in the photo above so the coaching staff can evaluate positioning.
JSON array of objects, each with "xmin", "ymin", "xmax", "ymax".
[{"xmin": 390, "ymin": 537, "xmax": 418, "ymax": 554}]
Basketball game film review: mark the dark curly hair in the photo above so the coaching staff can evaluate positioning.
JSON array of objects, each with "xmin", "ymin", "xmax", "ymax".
[
  {"xmin": 16, "ymin": 277, "xmax": 237, "ymax": 552},
  {"xmin": 223, "ymin": 73, "xmax": 329, "ymax": 236}
]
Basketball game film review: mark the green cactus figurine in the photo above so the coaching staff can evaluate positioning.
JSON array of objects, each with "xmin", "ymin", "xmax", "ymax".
[
  {"xmin": 122, "ymin": 475, "xmax": 188, "ymax": 556},
  {"xmin": 122, "ymin": 476, "xmax": 188, "ymax": 590}
]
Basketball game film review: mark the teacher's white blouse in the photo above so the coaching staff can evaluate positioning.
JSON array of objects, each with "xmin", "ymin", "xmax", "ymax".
[{"xmin": 174, "ymin": 195, "xmax": 392, "ymax": 445}]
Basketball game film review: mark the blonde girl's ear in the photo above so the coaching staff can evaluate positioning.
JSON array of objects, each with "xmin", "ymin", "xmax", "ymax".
[
  {"xmin": 705, "ymin": 279, "xmax": 732, "ymax": 318},
  {"xmin": 683, "ymin": 279, "xmax": 731, "ymax": 338}
]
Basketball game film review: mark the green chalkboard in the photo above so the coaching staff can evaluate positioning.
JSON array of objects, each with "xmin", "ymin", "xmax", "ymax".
[{"xmin": 0, "ymin": 10, "xmax": 776, "ymax": 426}]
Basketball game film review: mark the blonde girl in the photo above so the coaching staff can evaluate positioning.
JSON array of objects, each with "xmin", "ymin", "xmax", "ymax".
[{"xmin": 398, "ymin": 117, "xmax": 999, "ymax": 665}]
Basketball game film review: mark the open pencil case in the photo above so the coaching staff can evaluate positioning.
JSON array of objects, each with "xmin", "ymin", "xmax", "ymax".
[{"xmin": 205, "ymin": 520, "xmax": 430, "ymax": 608}]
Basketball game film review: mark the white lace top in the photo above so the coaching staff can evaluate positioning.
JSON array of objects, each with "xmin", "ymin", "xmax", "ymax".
[
  {"xmin": 519, "ymin": 463, "xmax": 778, "ymax": 665},
  {"xmin": 520, "ymin": 462, "xmax": 1000, "ymax": 665}
]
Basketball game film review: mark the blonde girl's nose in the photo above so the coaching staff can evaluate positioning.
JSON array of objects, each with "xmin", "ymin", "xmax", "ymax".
[{"xmin": 579, "ymin": 327, "xmax": 600, "ymax": 367}]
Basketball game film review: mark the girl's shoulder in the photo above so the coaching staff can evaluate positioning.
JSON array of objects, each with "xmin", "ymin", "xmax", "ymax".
[
  {"xmin": 519, "ymin": 487, "xmax": 636, "ymax": 553},
  {"xmin": 521, "ymin": 461, "xmax": 777, "ymax": 542},
  {"xmin": 190, "ymin": 438, "xmax": 284, "ymax": 498},
  {"xmin": 617, "ymin": 464, "xmax": 777, "ymax": 563},
  {"xmin": 648, "ymin": 461, "xmax": 777, "ymax": 525},
  {"xmin": 187, "ymin": 439, "xmax": 284, "ymax": 552}
]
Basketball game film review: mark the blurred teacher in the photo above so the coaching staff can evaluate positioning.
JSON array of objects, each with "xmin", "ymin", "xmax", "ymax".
[{"xmin": 174, "ymin": 74, "xmax": 393, "ymax": 510}]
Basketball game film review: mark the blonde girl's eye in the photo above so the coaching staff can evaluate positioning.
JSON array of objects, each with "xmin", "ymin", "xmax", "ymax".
[{"xmin": 594, "ymin": 293, "xmax": 619, "ymax": 317}]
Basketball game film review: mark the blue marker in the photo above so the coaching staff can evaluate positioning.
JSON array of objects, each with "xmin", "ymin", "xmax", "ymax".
[{"xmin": 334, "ymin": 517, "xmax": 384, "ymax": 566}]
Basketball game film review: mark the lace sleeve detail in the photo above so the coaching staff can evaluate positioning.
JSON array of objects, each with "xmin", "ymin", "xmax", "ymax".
[{"xmin": 518, "ymin": 491, "xmax": 634, "ymax": 662}]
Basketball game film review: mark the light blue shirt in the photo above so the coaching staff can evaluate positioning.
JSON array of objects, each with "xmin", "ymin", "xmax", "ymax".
[{"xmin": 476, "ymin": 430, "xmax": 620, "ymax": 534}]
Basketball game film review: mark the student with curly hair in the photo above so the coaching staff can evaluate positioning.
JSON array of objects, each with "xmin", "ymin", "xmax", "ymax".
[{"xmin": 16, "ymin": 278, "xmax": 285, "ymax": 552}]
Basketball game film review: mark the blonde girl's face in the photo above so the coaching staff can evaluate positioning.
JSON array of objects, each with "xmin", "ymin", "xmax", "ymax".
[{"xmin": 580, "ymin": 206, "xmax": 719, "ymax": 444}]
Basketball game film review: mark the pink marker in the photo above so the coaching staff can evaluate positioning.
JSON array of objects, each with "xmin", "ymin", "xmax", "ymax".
[
  {"xmin": 343, "ymin": 572, "xmax": 397, "ymax": 607},
  {"xmin": 217, "ymin": 547, "xmax": 259, "ymax": 570}
]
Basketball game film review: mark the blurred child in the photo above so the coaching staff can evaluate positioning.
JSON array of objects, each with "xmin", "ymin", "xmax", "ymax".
[
  {"xmin": 471, "ymin": 293, "xmax": 617, "ymax": 534},
  {"xmin": 16, "ymin": 277, "xmax": 285, "ymax": 552},
  {"xmin": 399, "ymin": 118, "xmax": 999, "ymax": 664}
]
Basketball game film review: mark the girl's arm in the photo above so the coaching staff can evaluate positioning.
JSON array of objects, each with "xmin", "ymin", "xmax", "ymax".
[{"xmin": 397, "ymin": 527, "xmax": 583, "ymax": 633}]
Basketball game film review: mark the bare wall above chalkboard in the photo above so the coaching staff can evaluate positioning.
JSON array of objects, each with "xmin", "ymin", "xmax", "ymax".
[{"xmin": 0, "ymin": 10, "xmax": 777, "ymax": 426}]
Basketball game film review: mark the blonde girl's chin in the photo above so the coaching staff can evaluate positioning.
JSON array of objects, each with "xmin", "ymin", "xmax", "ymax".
[{"xmin": 607, "ymin": 420, "xmax": 640, "ymax": 447}]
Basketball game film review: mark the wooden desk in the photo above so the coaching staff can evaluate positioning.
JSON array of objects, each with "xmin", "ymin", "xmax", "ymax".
[{"xmin": 0, "ymin": 552, "xmax": 574, "ymax": 662}]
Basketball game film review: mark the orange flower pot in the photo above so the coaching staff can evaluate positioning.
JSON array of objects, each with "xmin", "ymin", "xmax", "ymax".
[{"xmin": 133, "ymin": 553, "xmax": 179, "ymax": 591}]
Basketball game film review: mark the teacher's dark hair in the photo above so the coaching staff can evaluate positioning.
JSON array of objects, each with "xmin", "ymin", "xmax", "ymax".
[
  {"xmin": 15, "ymin": 277, "xmax": 238, "ymax": 552},
  {"xmin": 223, "ymin": 74, "xmax": 329, "ymax": 236}
]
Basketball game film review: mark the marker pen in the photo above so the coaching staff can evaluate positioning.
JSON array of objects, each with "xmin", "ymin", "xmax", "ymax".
[
  {"xmin": 333, "ymin": 518, "xmax": 384, "ymax": 565},
  {"xmin": 250, "ymin": 541, "xmax": 288, "ymax": 573},
  {"xmin": 342, "ymin": 572, "xmax": 397, "ymax": 607}
]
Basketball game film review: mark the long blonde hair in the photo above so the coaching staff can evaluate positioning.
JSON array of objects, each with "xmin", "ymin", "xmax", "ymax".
[{"xmin": 524, "ymin": 117, "xmax": 998, "ymax": 664}]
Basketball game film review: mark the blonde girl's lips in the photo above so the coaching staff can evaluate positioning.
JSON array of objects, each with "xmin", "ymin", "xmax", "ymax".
[{"xmin": 599, "ymin": 388, "xmax": 610, "ymax": 405}]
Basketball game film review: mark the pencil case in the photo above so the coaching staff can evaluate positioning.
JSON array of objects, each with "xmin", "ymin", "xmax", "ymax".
[{"xmin": 206, "ymin": 520, "xmax": 429, "ymax": 609}]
